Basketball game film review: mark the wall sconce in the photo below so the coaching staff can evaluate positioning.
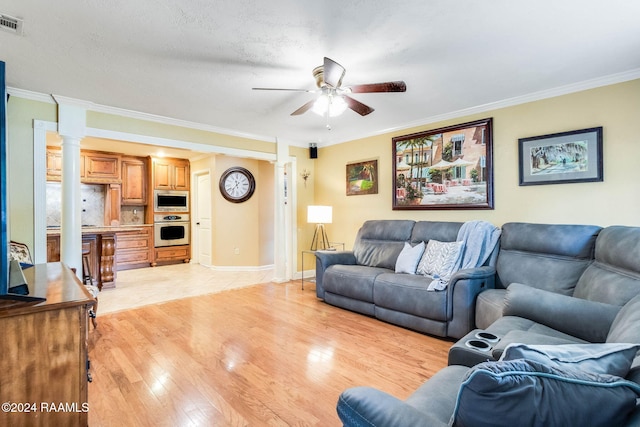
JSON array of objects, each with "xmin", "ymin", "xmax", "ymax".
[{"xmin": 301, "ymin": 169, "xmax": 311, "ymax": 187}]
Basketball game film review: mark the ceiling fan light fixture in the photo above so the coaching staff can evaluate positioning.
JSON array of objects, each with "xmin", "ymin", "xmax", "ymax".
[{"xmin": 312, "ymin": 94, "xmax": 347, "ymax": 117}]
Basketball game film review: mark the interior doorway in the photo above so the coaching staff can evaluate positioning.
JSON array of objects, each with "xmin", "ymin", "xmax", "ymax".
[{"xmin": 192, "ymin": 170, "xmax": 212, "ymax": 267}]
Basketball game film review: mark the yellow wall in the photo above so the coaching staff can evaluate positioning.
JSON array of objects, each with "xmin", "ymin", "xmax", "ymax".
[
  {"xmin": 6, "ymin": 98, "xmax": 57, "ymax": 250},
  {"xmin": 315, "ymin": 79, "xmax": 640, "ymax": 250},
  {"xmin": 86, "ymin": 111, "xmax": 276, "ymax": 154},
  {"xmin": 290, "ymin": 145, "xmax": 318, "ymax": 256}
]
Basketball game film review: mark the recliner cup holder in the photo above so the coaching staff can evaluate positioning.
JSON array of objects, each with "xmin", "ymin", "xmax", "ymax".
[
  {"xmin": 465, "ymin": 339, "xmax": 491, "ymax": 351},
  {"xmin": 475, "ymin": 331, "xmax": 499, "ymax": 343}
]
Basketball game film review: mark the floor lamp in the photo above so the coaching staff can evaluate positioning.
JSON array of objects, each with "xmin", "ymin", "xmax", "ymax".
[{"xmin": 308, "ymin": 205, "xmax": 332, "ymax": 250}]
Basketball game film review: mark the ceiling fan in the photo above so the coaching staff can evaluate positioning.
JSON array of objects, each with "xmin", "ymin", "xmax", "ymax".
[{"xmin": 252, "ymin": 57, "xmax": 406, "ymax": 117}]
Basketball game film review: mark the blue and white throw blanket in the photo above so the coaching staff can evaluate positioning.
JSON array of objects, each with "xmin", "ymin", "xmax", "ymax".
[{"xmin": 428, "ymin": 220, "xmax": 501, "ymax": 291}]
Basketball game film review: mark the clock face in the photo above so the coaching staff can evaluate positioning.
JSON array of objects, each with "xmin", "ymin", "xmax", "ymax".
[{"xmin": 219, "ymin": 167, "xmax": 256, "ymax": 203}]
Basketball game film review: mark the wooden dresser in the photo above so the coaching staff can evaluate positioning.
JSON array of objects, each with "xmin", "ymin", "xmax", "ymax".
[{"xmin": 0, "ymin": 263, "xmax": 94, "ymax": 427}]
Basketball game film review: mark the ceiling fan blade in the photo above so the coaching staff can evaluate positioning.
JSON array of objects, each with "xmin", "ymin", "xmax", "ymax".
[
  {"xmin": 348, "ymin": 81, "xmax": 407, "ymax": 93},
  {"xmin": 253, "ymin": 87, "xmax": 315, "ymax": 92},
  {"xmin": 323, "ymin": 57, "xmax": 346, "ymax": 88},
  {"xmin": 344, "ymin": 96, "xmax": 374, "ymax": 116},
  {"xmin": 290, "ymin": 99, "xmax": 316, "ymax": 116}
]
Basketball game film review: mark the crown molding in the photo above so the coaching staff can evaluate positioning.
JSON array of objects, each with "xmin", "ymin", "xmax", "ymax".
[
  {"xmin": 6, "ymin": 87, "xmax": 55, "ymax": 104},
  {"xmin": 9, "ymin": 67, "xmax": 640, "ymax": 149},
  {"xmin": 7, "ymin": 88, "xmax": 278, "ymax": 144}
]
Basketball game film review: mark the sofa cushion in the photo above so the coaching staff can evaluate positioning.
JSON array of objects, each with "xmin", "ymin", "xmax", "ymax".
[
  {"xmin": 409, "ymin": 220, "xmax": 462, "ymax": 245},
  {"xmin": 416, "ymin": 240, "xmax": 464, "ymax": 280},
  {"xmin": 395, "ymin": 242, "xmax": 425, "ymax": 274},
  {"xmin": 324, "ymin": 265, "xmax": 391, "ymax": 303},
  {"xmin": 373, "ymin": 273, "xmax": 447, "ymax": 321},
  {"xmin": 573, "ymin": 225, "xmax": 640, "ymax": 306},
  {"xmin": 503, "ymin": 283, "xmax": 620, "ymax": 343},
  {"xmin": 451, "ymin": 359, "xmax": 640, "ymax": 427},
  {"xmin": 607, "ymin": 294, "xmax": 640, "ymax": 344},
  {"xmin": 495, "ymin": 222, "xmax": 600, "ymax": 293},
  {"xmin": 353, "ymin": 220, "xmax": 415, "ymax": 269},
  {"xmin": 501, "ymin": 343, "xmax": 640, "ymax": 377},
  {"xmin": 475, "ymin": 289, "xmax": 506, "ymax": 330}
]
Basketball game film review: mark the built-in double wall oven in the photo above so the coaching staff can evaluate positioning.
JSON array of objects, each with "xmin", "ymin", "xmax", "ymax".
[
  {"xmin": 154, "ymin": 190, "xmax": 189, "ymax": 213},
  {"xmin": 154, "ymin": 213, "xmax": 190, "ymax": 247},
  {"xmin": 153, "ymin": 190, "xmax": 190, "ymax": 247}
]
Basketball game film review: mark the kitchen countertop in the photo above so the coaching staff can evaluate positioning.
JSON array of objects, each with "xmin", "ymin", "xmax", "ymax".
[{"xmin": 46, "ymin": 224, "xmax": 152, "ymax": 235}]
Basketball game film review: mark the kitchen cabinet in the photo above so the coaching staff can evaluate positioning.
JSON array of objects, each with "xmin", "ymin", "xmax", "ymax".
[
  {"xmin": 46, "ymin": 147, "xmax": 121, "ymax": 184},
  {"xmin": 116, "ymin": 226, "xmax": 153, "ymax": 270},
  {"xmin": 84, "ymin": 151, "xmax": 121, "ymax": 182},
  {"xmin": 0, "ymin": 263, "xmax": 93, "ymax": 427},
  {"xmin": 153, "ymin": 157, "xmax": 190, "ymax": 191},
  {"xmin": 46, "ymin": 146, "xmax": 64, "ymax": 181},
  {"xmin": 154, "ymin": 245, "xmax": 190, "ymax": 265},
  {"xmin": 121, "ymin": 156, "xmax": 148, "ymax": 205}
]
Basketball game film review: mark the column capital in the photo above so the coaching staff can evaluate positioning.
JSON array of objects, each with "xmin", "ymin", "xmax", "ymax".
[{"xmin": 52, "ymin": 95, "xmax": 87, "ymax": 139}]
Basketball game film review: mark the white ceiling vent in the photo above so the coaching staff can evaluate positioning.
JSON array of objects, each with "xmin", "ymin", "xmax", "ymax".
[{"xmin": 0, "ymin": 14, "xmax": 24, "ymax": 36}]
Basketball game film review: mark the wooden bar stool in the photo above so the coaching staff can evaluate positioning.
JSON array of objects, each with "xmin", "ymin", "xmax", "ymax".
[{"xmin": 82, "ymin": 255, "xmax": 99, "ymax": 328}]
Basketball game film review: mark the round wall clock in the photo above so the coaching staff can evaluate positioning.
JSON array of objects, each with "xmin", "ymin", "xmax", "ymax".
[{"xmin": 219, "ymin": 167, "xmax": 256, "ymax": 203}]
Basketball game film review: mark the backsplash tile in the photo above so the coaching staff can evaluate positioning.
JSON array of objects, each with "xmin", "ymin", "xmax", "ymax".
[
  {"xmin": 46, "ymin": 182, "xmax": 106, "ymax": 227},
  {"xmin": 121, "ymin": 205, "xmax": 145, "ymax": 225}
]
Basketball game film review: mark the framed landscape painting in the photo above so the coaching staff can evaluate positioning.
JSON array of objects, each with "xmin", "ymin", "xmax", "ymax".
[
  {"xmin": 518, "ymin": 127, "xmax": 603, "ymax": 186},
  {"xmin": 346, "ymin": 159, "xmax": 378, "ymax": 196},
  {"xmin": 392, "ymin": 118, "xmax": 494, "ymax": 210}
]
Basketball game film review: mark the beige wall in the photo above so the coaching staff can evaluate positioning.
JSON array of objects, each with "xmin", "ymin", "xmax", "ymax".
[
  {"xmin": 315, "ymin": 79, "xmax": 640, "ymax": 250},
  {"xmin": 212, "ymin": 156, "xmax": 274, "ymax": 266},
  {"xmin": 191, "ymin": 154, "xmax": 275, "ymax": 268}
]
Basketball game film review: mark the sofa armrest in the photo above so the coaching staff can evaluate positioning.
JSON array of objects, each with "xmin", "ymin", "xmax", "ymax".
[
  {"xmin": 337, "ymin": 387, "xmax": 448, "ymax": 427},
  {"xmin": 504, "ymin": 283, "xmax": 621, "ymax": 343},
  {"xmin": 446, "ymin": 266, "xmax": 496, "ymax": 339},
  {"xmin": 314, "ymin": 251, "xmax": 357, "ymax": 299}
]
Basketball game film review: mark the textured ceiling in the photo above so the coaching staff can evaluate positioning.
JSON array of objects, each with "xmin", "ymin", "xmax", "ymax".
[{"xmin": 2, "ymin": 0, "xmax": 640, "ymax": 148}]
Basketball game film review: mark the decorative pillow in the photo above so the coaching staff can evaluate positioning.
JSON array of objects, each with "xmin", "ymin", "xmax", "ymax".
[
  {"xmin": 451, "ymin": 359, "xmax": 640, "ymax": 427},
  {"xmin": 416, "ymin": 239, "xmax": 463, "ymax": 280},
  {"xmin": 501, "ymin": 343, "xmax": 640, "ymax": 378},
  {"xmin": 394, "ymin": 241, "xmax": 425, "ymax": 274}
]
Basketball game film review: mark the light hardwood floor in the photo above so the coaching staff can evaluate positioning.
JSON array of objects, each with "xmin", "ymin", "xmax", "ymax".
[{"xmin": 88, "ymin": 279, "xmax": 453, "ymax": 426}]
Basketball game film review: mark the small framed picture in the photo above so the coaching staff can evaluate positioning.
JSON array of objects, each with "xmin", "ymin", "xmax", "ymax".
[
  {"xmin": 518, "ymin": 127, "xmax": 603, "ymax": 186},
  {"xmin": 346, "ymin": 159, "xmax": 378, "ymax": 196}
]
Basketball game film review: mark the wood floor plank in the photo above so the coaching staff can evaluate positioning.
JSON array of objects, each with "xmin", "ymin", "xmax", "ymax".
[{"xmin": 88, "ymin": 281, "xmax": 453, "ymax": 426}]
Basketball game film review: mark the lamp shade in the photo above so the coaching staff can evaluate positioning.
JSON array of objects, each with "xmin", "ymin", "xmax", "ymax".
[{"xmin": 307, "ymin": 205, "xmax": 332, "ymax": 224}]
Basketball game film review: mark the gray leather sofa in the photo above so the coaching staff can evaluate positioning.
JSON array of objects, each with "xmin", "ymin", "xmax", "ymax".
[
  {"xmin": 337, "ymin": 225, "xmax": 640, "ymax": 426},
  {"xmin": 315, "ymin": 220, "xmax": 499, "ymax": 339}
]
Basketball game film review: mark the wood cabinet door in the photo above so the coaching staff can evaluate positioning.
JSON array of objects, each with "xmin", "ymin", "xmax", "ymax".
[
  {"xmin": 153, "ymin": 160, "xmax": 172, "ymax": 190},
  {"xmin": 173, "ymin": 161, "xmax": 190, "ymax": 190},
  {"xmin": 46, "ymin": 147, "xmax": 63, "ymax": 181},
  {"xmin": 121, "ymin": 157, "xmax": 147, "ymax": 205},
  {"xmin": 84, "ymin": 152, "xmax": 120, "ymax": 181},
  {"xmin": 47, "ymin": 235, "xmax": 61, "ymax": 262}
]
